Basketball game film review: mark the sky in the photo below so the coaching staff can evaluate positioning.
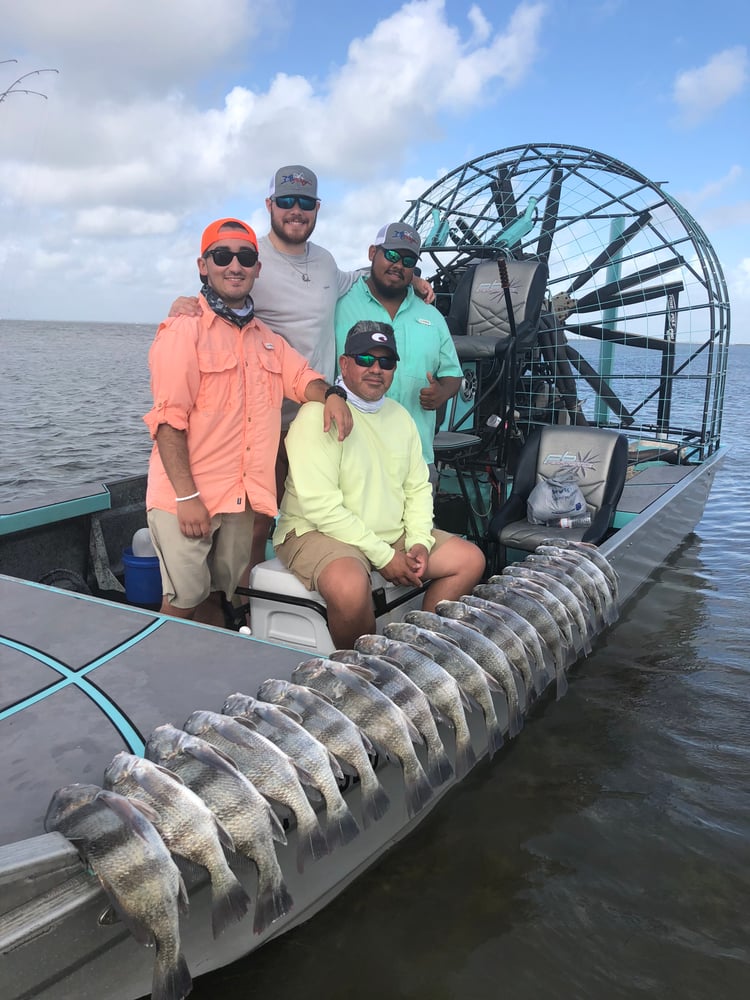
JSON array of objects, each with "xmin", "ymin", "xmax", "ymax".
[{"xmin": 1, "ymin": 0, "xmax": 748, "ymax": 338}]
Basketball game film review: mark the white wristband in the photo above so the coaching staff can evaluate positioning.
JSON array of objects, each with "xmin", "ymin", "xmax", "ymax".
[{"xmin": 175, "ymin": 490, "xmax": 200, "ymax": 502}]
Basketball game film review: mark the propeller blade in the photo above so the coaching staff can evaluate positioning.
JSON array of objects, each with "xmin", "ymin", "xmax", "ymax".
[
  {"xmin": 573, "ymin": 257, "xmax": 685, "ymax": 311},
  {"xmin": 535, "ymin": 166, "xmax": 563, "ymax": 261},
  {"xmin": 567, "ymin": 211, "xmax": 652, "ymax": 294},
  {"xmin": 572, "ymin": 281, "xmax": 685, "ymax": 315},
  {"xmin": 490, "ymin": 164, "xmax": 519, "ymax": 229}
]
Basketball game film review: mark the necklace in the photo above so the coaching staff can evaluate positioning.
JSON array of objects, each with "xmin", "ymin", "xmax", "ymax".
[{"xmin": 281, "ymin": 243, "xmax": 310, "ymax": 282}]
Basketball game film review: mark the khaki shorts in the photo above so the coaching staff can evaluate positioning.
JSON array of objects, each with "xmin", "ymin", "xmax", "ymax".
[
  {"xmin": 147, "ymin": 506, "xmax": 255, "ymax": 610},
  {"xmin": 275, "ymin": 527, "xmax": 455, "ymax": 592}
]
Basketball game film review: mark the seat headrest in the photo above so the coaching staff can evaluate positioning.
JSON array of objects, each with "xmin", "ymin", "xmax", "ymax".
[{"xmin": 448, "ymin": 258, "xmax": 548, "ymax": 349}]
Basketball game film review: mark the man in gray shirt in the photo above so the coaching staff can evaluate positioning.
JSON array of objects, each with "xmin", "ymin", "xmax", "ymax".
[{"xmin": 169, "ymin": 164, "xmax": 433, "ymax": 575}]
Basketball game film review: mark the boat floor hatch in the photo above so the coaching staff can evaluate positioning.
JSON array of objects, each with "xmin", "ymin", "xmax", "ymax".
[
  {"xmin": 0, "ymin": 576, "xmax": 305, "ymax": 849},
  {"xmin": 617, "ymin": 464, "xmax": 695, "ymax": 516}
]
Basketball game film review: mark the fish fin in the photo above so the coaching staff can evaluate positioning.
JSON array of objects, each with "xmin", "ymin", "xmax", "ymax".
[
  {"xmin": 149, "ymin": 762, "xmax": 187, "ymax": 786},
  {"xmin": 425, "ymin": 743, "xmax": 454, "ymax": 786},
  {"xmin": 210, "ymin": 873, "xmax": 251, "ymax": 938},
  {"xmin": 325, "ymin": 802, "xmax": 360, "ymax": 849},
  {"xmin": 360, "ymin": 779, "xmax": 390, "ymax": 829},
  {"xmin": 267, "ymin": 804, "xmax": 288, "ymax": 845},
  {"xmin": 480, "ymin": 669, "xmax": 504, "ymax": 694},
  {"xmin": 453, "ymin": 734, "xmax": 477, "ymax": 780},
  {"xmin": 253, "ymin": 874, "xmax": 293, "ymax": 935},
  {"xmin": 229, "ymin": 715, "xmax": 258, "ymax": 731},
  {"xmin": 400, "ymin": 713, "xmax": 424, "ymax": 745},
  {"xmin": 339, "ymin": 662, "xmax": 377, "ymax": 682},
  {"xmin": 457, "ymin": 687, "xmax": 473, "ymax": 712},
  {"xmin": 184, "ymin": 740, "xmax": 240, "ymax": 774},
  {"xmin": 96, "ymin": 877, "xmax": 153, "ymax": 947},
  {"xmin": 151, "ymin": 943, "xmax": 192, "ymax": 1000},
  {"xmin": 486, "ymin": 720, "xmax": 505, "ymax": 760},
  {"xmin": 95, "ymin": 789, "xmax": 160, "ymax": 833},
  {"xmin": 271, "ymin": 704, "xmax": 305, "ymax": 725},
  {"xmin": 97, "ymin": 904, "xmax": 120, "ymax": 926},
  {"xmin": 357, "ymin": 728, "xmax": 376, "ymax": 755},
  {"xmin": 296, "ymin": 815, "xmax": 330, "ymax": 873},
  {"xmin": 177, "ymin": 873, "xmax": 190, "ymax": 915},
  {"xmin": 554, "ymin": 663, "xmax": 569, "ymax": 701},
  {"xmin": 403, "ymin": 762, "xmax": 434, "ymax": 818},
  {"xmin": 213, "ymin": 817, "xmax": 236, "ymax": 854},
  {"xmin": 507, "ymin": 701, "xmax": 524, "ymax": 740},
  {"xmin": 290, "ymin": 761, "xmax": 317, "ymax": 788},
  {"xmin": 326, "ymin": 750, "xmax": 345, "ymax": 783}
]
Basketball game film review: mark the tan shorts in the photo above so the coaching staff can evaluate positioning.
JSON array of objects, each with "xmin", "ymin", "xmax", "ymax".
[
  {"xmin": 275, "ymin": 527, "xmax": 455, "ymax": 592},
  {"xmin": 147, "ymin": 506, "xmax": 255, "ymax": 610}
]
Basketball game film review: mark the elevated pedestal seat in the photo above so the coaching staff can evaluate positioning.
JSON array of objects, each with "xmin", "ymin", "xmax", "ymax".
[{"xmin": 246, "ymin": 557, "xmax": 427, "ymax": 654}]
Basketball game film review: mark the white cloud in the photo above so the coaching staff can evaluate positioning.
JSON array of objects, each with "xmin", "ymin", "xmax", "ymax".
[
  {"xmin": 672, "ymin": 46, "xmax": 748, "ymax": 127},
  {"xmin": 0, "ymin": 0, "xmax": 548, "ymax": 321}
]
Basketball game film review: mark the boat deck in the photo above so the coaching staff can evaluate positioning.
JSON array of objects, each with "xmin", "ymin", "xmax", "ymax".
[{"xmin": 0, "ymin": 578, "xmax": 303, "ymax": 848}]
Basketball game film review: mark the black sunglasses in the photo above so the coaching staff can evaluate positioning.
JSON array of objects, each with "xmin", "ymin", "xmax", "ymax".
[
  {"xmin": 380, "ymin": 246, "xmax": 419, "ymax": 269},
  {"xmin": 274, "ymin": 195, "xmax": 318, "ymax": 211},
  {"xmin": 347, "ymin": 353, "xmax": 397, "ymax": 371},
  {"xmin": 204, "ymin": 247, "xmax": 258, "ymax": 267}
]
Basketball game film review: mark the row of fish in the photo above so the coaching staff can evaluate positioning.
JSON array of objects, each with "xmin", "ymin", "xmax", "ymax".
[{"xmin": 43, "ymin": 538, "xmax": 618, "ymax": 1000}]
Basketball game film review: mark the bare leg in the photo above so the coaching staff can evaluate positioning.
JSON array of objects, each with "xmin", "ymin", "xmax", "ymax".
[
  {"xmin": 317, "ymin": 558, "xmax": 375, "ymax": 649},
  {"xmin": 159, "ymin": 592, "xmax": 226, "ymax": 628},
  {"xmin": 422, "ymin": 537, "xmax": 486, "ymax": 612}
]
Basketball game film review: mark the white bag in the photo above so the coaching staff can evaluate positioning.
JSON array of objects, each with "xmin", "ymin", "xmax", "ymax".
[{"xmin": 527, "ymin": 475, "xmax": 587, "ymax": 525}]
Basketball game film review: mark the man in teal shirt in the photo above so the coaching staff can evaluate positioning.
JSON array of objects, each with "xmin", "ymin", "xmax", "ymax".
[{"xmin": 334, "ymin": 222, "xmax": 463, "ymax": 473}]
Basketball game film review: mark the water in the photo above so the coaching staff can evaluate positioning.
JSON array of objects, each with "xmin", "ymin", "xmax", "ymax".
[{"xmin": 1, "ymin": 321, "xmax": 749, "ymax": 998}]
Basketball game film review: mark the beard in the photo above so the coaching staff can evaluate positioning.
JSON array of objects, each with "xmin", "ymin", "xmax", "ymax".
[
  {"xmin": 270, "ymin": 212, "xmax": 316, "ymax": 248},
  {"xmin": 368, "ymin": 269, "xmax": 409, "ymax": 300}
]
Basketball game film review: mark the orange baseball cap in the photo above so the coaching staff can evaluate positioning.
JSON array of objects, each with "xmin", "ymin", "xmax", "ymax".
[{"xmin": 200, "ymin": 218, "xmax": 258, "ymax": 255}]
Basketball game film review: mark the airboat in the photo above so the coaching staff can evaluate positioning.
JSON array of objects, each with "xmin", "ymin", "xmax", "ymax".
[{"xmin": 0, "ymin": 144, "xmax": 730, "ymax": 1000}]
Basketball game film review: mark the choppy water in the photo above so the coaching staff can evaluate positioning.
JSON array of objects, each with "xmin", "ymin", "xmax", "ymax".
[{"xmin": 1, "ymin": 321, "xmax": 748, "ymax": 998}]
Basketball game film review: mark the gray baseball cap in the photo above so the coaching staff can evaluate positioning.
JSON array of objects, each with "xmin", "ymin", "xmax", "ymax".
[
  {"xmin": 269, "ymin": 164, "xmax": 319, "ymax": 200},
  {"xmin": 372, "ymin": 221, "xmax": 421, "ymax": 254}
]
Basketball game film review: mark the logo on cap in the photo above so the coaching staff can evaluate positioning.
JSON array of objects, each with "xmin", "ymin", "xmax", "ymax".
[{"xmin": 281, "ymin": 172, "xmax": 313, "ymax": 187}]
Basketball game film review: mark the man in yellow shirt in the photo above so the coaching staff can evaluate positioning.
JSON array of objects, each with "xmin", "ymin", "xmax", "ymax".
[{"xmin": 274, "ymin": 320, "xmax": 485, "ymax": 647}]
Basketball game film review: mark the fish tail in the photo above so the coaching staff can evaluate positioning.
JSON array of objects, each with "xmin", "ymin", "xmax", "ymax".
[
  {"xmin": 151, "ymin": 943, "xmax": 192, "ymax": 1000},
  {"xmin": 453, "ymin": 727, "xmax": 477, "ymax": 780},
  {"xmin": 359, "ymin": 774, "xmax": 390, "ymax": 829},
  {"xmin": 425, "ymin": 739, "xmax": 453, "ymax": 786},
  {"xmin": 253, "ymin": 870, "xmax": 294, "ymax": 935},
  {"xmin": 210, "ymin": 870, "xmax": 252, "ymax": 939},
  {"xmin": 296, "ymin": 813, "xmax": 330, "ymax": 873},
  {"xmin": 507, "ymin": 693, "xmax": 524, "ymax": 740},
  {"xmin": 325, "ymin": 800, "xmax": 361, "ymax": 849},
  {"xmin": 554, "ymin": 660, "xmax": 569, "ymax": 701},
  {"xmin": 402, "ymin": 760, "xmax": 435, "ymax": 818},
  {"xmin": 485, "ymin": 713, "xmax": 505, "ymax": 760}
]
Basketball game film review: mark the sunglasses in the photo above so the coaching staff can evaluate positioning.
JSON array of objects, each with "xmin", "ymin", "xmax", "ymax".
[
  {"xmin": 274, "ymin": 195, "xmax": 318, "ymax": 211},
  {"xmin": 348, "ymin": 353, "xmax": 397, "ymax": 371},
  {"xmin": 204, "ymin": 247, "xmax": 259, "ymax": 267},
  {"xmin": 380, "ymin": 246, "xmax": 419, "ymax": 269}
]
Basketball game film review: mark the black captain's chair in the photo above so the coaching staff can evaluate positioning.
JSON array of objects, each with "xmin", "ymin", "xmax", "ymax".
[
  {"xmin": 438, "ymin": 257, "xmax": 549, "ymax": 437},
  {"xmin": 488, "ymin": 424, "xmax": 629, "ymax": 554},
  {"xmin": 432, "ymin": 258, "xmax": 549, "ymax": 548}
]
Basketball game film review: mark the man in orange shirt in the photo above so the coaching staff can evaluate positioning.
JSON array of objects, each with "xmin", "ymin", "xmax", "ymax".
[{"xmin": 143, "ymin": 217, "xmax": 351, "ymax": 627}]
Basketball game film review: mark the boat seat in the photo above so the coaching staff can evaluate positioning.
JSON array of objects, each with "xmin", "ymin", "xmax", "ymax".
[
  {"xmin": 489, "ymin": 424, "xmax": 629, "ymax": 554},
  {"xmin": 247, "ymin": 557, "xmax": 426, "ymax": 654}
]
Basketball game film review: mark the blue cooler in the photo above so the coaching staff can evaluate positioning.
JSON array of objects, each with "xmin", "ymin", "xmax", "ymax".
[{"xmin": 121, "ymin": 545, "xmax": 162, "ymax": 607}]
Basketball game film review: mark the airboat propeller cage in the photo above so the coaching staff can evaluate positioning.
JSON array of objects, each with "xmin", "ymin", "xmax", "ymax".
[{"xmin": 403, "ymin": 142, "xmax": 729, "ymax": 448}]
